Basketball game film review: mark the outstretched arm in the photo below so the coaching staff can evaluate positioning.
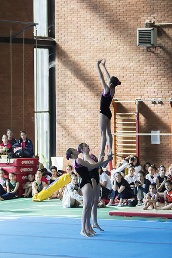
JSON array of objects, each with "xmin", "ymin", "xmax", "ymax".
[
  {"xmin": 101, "ymin": 59, "xmax": 110, "ymax": 81},
  {"xmin": 97, "ymin": 59, "xmax": 109, "ymax": 94},
  {"xmin": 77, "ymin": 157, "xmax": 109, "ymax": 170}
]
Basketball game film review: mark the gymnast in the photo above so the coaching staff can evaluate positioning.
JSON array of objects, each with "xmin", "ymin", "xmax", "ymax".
[
  {"xmin": 78, "ymin": 143, "xmax": 104, "ymax": 232},
  {"xmin": 97, "ymin": 59, "xmax": 121, "ymax": 161},
  {"xmin": 66, "ymin": 148, "xmax": 109, "ymax": 237}
]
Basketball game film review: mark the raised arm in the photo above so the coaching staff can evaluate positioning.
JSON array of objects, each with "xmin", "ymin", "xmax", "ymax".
[
  {"xmin": 77, "ymin": 157, "xmax": 109, "ymax": 171},
  {"xmin": 101, "ymin": 59, "xmax": 111, "ymax": 81},
  {"xmin": 97, "ymin": 59, "xmax": 109, "ymax": 94}
]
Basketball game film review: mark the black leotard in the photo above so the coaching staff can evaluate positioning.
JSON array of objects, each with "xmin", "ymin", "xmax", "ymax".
[
  {"xmin": 74, "ymin": 160, "xmax": 92, "ymax": 188},
  {"xmin": 89, "ymin": 154, "xmax": 99, "ymax": 185},
  {"xmin": 100, "ymin": 90, "xmax": 113, "ymax": 119}
]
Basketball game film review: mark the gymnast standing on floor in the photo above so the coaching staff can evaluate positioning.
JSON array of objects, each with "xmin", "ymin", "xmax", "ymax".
[
  {"xmin": 78, "ymin": 143, "xmax": 104, "ymax": 232},
  {"xmin": 97, "ymin": 59, "xmax": 121, "ymax": 161},
  {"xmin": 66, "ymin": 148, "xmax": 109, "ymax": 237}
]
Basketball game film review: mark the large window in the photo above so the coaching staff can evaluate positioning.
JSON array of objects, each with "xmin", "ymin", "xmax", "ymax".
[
  {"xmin": 34, "ymin": 48, "xmax": 50, "ymax": 168},
  {"xmin": 34, "ymin": 0, "xmax": 55, "ymax": 168},
  {"xmin": 33, "ymin": 0, "xmax": 48, "ymax": 37}
]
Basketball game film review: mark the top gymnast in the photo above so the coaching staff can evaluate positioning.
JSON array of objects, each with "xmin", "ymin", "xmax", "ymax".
[{"xmin": 97, "ymin": 59, "xmax": 121, "ymax": 161}]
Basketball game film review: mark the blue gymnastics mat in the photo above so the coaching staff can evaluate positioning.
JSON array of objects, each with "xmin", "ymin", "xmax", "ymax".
[{"xmin": 0, "ymin": 216, "xmax": 172, "ymax": 258}]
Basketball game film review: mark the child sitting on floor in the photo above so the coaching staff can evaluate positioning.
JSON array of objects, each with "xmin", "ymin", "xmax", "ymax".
[
  {"xmin": 143, "ymin": 183, "xmax": 159, "ymax": 210},
  {"xmin": 0, "ymin": 172, "xmax": 19, "ymax": 200},
  {"xmin": 62, "ymin": 173, "xmax": 83, "ymax": 208},
  {"xmin": 32, "ymin": 173, "xmax": 47, "ymax": 196},
  {"xmin": 23, "ymin": 173, "xmax": 35, "ymax": 198},
  {"xmin": 125, "ymin": 166, "xmax": 137, "ymax": 191},
  {"xmin": 161, "ymin": 180, "xmax": 172, "ymax": 210}
]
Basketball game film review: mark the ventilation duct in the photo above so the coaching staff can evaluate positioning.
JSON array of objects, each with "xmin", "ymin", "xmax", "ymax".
[{"xmin": 137, "ymin": 28, "xmax": 157, "ymax": 47}]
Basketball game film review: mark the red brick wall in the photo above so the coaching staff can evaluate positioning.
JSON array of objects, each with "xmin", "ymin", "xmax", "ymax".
[
  {"xmin": 0, "ymin": 1, "xmax": 34, "ymax": 146},
  {"xmin": 55, "ymin": 0, "xmax": 172, "ymax": 170}
]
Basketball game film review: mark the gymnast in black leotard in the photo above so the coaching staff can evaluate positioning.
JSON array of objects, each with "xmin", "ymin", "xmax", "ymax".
[
  {"xmin": 97, "ymin": 59, "xmax": 121, "ymax": 161},
  {"xmin": 78, "ymin": 143, "xmax": 104, "ymax": 232},
  {"xmin": 66, "ymin": 148, "xmax": 109, "ymax": 238}
]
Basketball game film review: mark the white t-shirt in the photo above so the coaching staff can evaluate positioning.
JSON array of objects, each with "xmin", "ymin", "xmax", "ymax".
[
  {"xmin": 125, "ymin": 174, "xmax": 137, "ymax": 185},
  {"xmin": 100, "ymin": 172, "xmax": 112, "ymax": 190},
  {"xmin": 146, "ymin": 174, "xmax": 156, "ymax": 184}
]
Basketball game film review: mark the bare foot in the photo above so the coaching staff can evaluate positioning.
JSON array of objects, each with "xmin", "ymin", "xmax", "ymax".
[
  {"xmin": 89, "ymin": 227, "xmax": 97, "ymax": 235},
  {"xmin": 80, "ymin": 231, "xmax": 92, "ymax": 237},
  {"xmin": 93, "ymin": 224, "xmax": 104, "ymax": 231},
  {"xmin": 142, "ymin": 207, "xmax": 147, "ymax": 210},
  {"xmin": 0, "ymin": 197, "xmax": 4, "ymax": 201}
]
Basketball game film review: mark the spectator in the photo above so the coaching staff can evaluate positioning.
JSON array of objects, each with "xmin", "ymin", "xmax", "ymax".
[
  {"xmin": 49, "ymin": 166, "xmax": 63, "ymax": 199},
  {"xmin": 36, "ymin": 170, "xmax": 48, "ymax": 186},
  {"xmin": 142, "ymin": 183, "xmax": 159, "ymax": 210},
  {"xmin": 0, "ymin": 134, "xmax": 13, "ymax": 153},
  {"xmin": 161, "ymin": 180, "xmax": 172, "ymax": 210},
  {"xmin": 146, "ymin": 165, "xmax": 158, "ymax": 184},
  {"xmin": 7, "ymin": 129, "xmax": 18, "ymax": 147},
  {"xmin": 42, "ymin": 168, "xmax": 51, "ymax": 184},
  {"xmin": 32, "ymin": 173, "xmax": 46, "ymax": 196},
  {"xmin": 107, "ymin": 172, "xmax": 133, "ymax": 207},
  {"xmin": 62, "ymin": 173, "xmax": 83, "ymax": 208},
  {"xmin": 99, "ymin": 167, "xmax": 112, "ymax": 199},
  {"xmin": 0, "ymin": 168, "xmax": 8, "ymax": 190},
  {"xmin": 0, "ymin": 172, "xmax": 19, "ymax": 200},
  {"xmin": 125, "ymin": 166, "xmax": 137, "ymax": 191},
  {"xmin": 23, "ymin": 173, "xmax": 35, "ymax": 198},
  {"xmin": 143, "ymin": 162, "xmax": 151, "ymax": 175},
  {"xmin": 18, "ymin": 130, "xmax": 34, "ymax": 157},
  {"xmin": 50, "ymin": 166, "xmax": 61, "ymax": 183},
  {"xmin": 157, "ymin": 165, "xmax": 167, "ymax": 196},
  {"xmin": 0, "ymin": 169, "xmax": 8, "ymax": 198},
  {"xmin": 134, "ymin": 171, "xmax": 151, "ymax": 206},
  {"xmin": 66, "ymin": 165, "xmax": 74, "ymax": 174}
]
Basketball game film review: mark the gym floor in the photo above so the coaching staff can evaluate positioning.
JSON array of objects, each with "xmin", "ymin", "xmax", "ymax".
[{"xmin": 0, "ymin": 198, "xmax": 172, "ymax": 258}]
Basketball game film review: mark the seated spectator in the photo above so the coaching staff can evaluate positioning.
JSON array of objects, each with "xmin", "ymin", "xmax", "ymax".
[
  {"xmin": 0, "ymin": 134, "xmax": 13, "ymax": 153},
  {"xmin": 49, "ymin": 166, "xmax": 63, "ymax": 199},
  {"xmin": 167, "ymin": 165, "xmax": 172, "ymax": 180},
  {"xmin": 134, "ymin": 171, "xmax": 151, "ymax": 206},
  {"xmin": 42, "ymin": 168, "xmax": 51, "ymax": 184},
  {"xmin": 157, "ymin": 165, "xmax": 167, "ymax": 196},
  {"xmin": 125, "ymin": 166, "xmax": 137, "ymax": 191},
  {"xmin": 142, "ymin": 183, "xmax": 159, "ymax": 210},
  {"xmin": 0, "ymin": 172, "xmax": 19, "ymax": 200},
  {"xmin": 99, "ymin": 167, "xmax": 112, "ymax": 200},
  {"xmin": 0, "ymin": 168, "xmax": 8, "ymax": 190},
  {"xmin": 143, "ymin": 162, "xmax": 151, "ymax": 176},
  {"xmin": 36, "ymin": 170, "xmax": 48, "ymax": 186},
  {"xmin": 161, "ymin": 180, "xmax": 172, "ymax": 210},
  {"xmin": 146, "ymin": 165, "xmax": 158, "ymax": 184},
  {"xmin": 23, "ymin": 173, "xmax": 35, "ymax": 198},
  {"xmin": 66, "ymin": 165, "xmax": 74, "ymax": 175},
  {"xmin": 32, "ymin": 173, "xmax": 46, "ymax": 196},
  {"xmin": 107, "ymin": 172, "xmax": 133, "ymax": 207},
  {"xmin": 62, "ymin": 173, "xmax": 83, "ymax": 208},
  {"xmin": 7, "ymin": 129, "xmax": 18, "ymax": 147},
  {"xmin": 18, "ymin": 130, "xmax": 34, "ymax": 157},
  {"xmin": 124, "ymin": 155, "xmax": 142, "ymax": 178},
  {"xmin": 50, "ymin": 166, "xmax": 61, "ymax": 184}
]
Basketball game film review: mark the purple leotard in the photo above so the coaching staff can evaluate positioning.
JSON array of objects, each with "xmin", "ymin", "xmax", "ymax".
[{"xmin": 74, "ymin": 160, "xmax": 92, "ymax": 188}]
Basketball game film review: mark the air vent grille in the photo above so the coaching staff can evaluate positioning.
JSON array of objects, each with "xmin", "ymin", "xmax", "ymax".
[{"xmin": 137, "ymin": 28, "xmax": 157, "ymax": 47}]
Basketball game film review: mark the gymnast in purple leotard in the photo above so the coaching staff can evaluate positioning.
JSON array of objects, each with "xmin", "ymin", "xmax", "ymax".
[
  {"xmin": 97, "ymin": 59, "xmax": 121, "ymax": 161},
  {"xmin": 78, "ymin": 143, "xmax": 103, "ymax": 232},
  {"xmin": 66, "ymin": 148, "xmax": 109, "ymax": 238}
]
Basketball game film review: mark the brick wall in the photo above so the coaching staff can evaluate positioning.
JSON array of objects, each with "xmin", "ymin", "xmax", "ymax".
[
  {"xmin": 55, "ymin": 0, "xmax": 172, "ymax": 170},
  {"xmin": 0, "ymin": 1, "xmax": 34, "ymax": 146}
]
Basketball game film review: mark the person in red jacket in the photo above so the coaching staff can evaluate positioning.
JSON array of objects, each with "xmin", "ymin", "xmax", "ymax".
[{"xmin": 0, "ymin": 134, "xmax": 13, "ymax": 153}]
